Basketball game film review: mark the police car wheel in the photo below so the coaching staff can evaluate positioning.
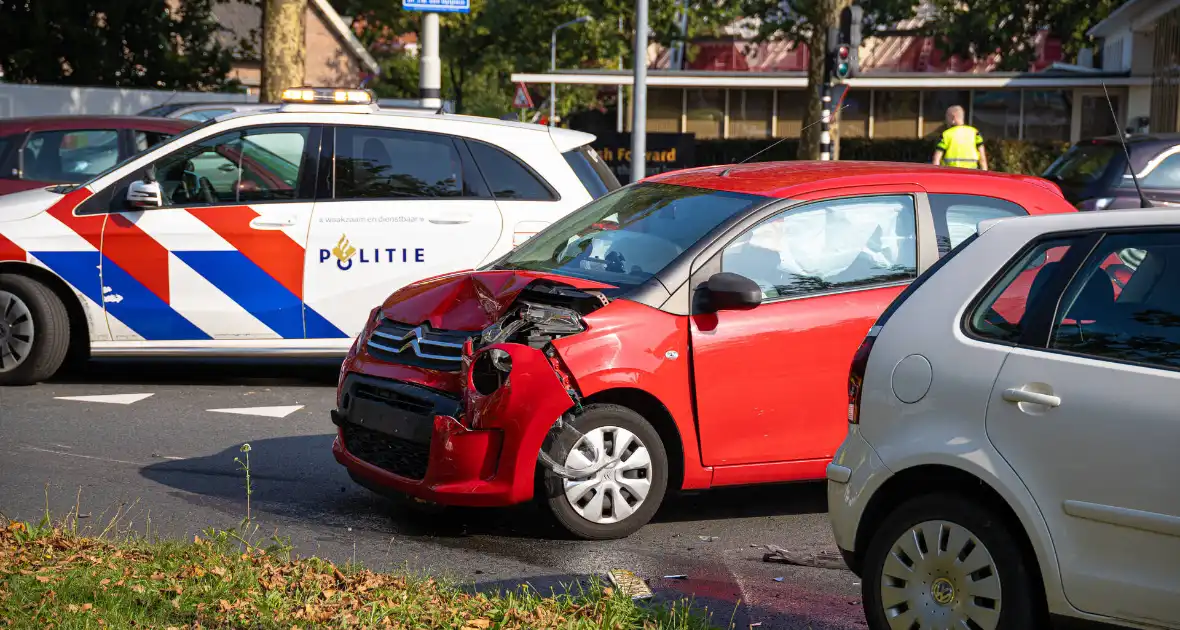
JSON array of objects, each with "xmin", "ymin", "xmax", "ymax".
[
  {"xmin": 541, "ymin": 404, "xmax": 668, "ymax": 540},
  {"xmin": 0, "ymin": 275, "xmax": 71, "ymax": 386}
]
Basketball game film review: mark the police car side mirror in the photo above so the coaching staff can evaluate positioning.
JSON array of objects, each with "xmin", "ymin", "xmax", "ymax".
[{"xmin": 126, "ymin": 179, "xmax": 163, "ymax": 208}]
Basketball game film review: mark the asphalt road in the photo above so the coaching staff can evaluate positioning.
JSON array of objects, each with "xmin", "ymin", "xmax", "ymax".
[{"xmin": 0, "ymin": 359, "xmax": 866, "ymax": 630}]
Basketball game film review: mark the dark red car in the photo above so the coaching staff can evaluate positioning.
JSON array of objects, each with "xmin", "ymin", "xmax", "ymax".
[
  {"xmin": 0, "ymin": 116, "xmax": 195, "ymax": 195},
  {"xmin": 332, "ymin": 161, "xmax": 1077, "ymax": 539}
]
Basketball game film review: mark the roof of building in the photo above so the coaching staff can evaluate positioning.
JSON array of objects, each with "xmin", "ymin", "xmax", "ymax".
[
  {"xmin": 213, "ymin": 0, "xmax": 379, "ymax": 75},
  {"xmin": 1089, "ymin": 0, "xmax": 1180, "ymax": 38},
  {"xmin": 645, "ymin": 161, "xmax": 1064, "ymax": 202}
]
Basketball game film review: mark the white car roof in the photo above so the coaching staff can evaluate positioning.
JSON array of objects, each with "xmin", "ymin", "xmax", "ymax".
[
  {"xmin": 978, "ymin": 207, "xmax": 1180, "ymax": 238},
  {"xmin": 211, "ymin": 104, "xmax": 597, "ymax": 151}
]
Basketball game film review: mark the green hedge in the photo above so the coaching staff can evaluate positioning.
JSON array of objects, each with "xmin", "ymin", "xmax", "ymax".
[{"xmin": 694, "ymin": 138, "xmax": 1069, "ymax": 176}]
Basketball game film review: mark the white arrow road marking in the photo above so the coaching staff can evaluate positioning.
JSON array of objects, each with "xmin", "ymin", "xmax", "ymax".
[
  {"xmin": 207, "ymin": 405, "xmax": 305, "ymax": 418},
  {"xmin": 54, "ymin": 393, "xmax": 154, "ymax": 405}
]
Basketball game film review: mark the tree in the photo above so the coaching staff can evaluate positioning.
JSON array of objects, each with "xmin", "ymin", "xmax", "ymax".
[
  {"xmin": 261, "ymin": 0, "xmax": 308, "ymax": 103},
  {"xmin": 0, "ymin": 0, "xmax": 239, "ymax": 90},
  {"xmin": 741, "ymin": 0, "xmax": 916, "ymax": 159},
  {"xmin": 928, "ymin": 0, "xmax": 1130, "ymax": 71},
  {"xmin": 332, "ymin": 0, "xmax": 742, "ymax": 117}
]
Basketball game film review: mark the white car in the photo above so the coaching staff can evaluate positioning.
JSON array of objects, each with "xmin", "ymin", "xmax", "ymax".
[
  {"xmin": 0, "ymin": 88, "xmax": 618, "ymax": 385},
  {"xmin": 828, "ymin": 208, "xmax": 1180, "ymax": 630}
]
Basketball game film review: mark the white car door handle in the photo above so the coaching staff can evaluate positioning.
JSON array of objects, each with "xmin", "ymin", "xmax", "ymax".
[
  {"xmin": 429, "ymin": 217, "xmax": 472, "ymax": 225},
  {"xmin": 249, "ymin": 216, "xmax": 296, "ymax": 229},
  {"xmin": 1002, "ymin": 387, "xmax": 1061, "ymax": 408}
]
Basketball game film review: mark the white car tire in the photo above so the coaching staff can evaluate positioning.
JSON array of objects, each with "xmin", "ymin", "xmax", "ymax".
[
  {"xmin": 862, "ymin": 493, "xmax": 1041, "ymax": 630},
  {"xmin": 0, "ymin": 275, "xmax": 70, "ymax": 386},
  {"xmin": 541, "ymin": 404, "xmax": 668, "ymax": 540}
]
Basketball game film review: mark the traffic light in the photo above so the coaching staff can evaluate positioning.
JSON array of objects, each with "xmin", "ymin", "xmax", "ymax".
[{"xmin": 826, "ymin": 4, "xmax": 862, "ymax": 81}]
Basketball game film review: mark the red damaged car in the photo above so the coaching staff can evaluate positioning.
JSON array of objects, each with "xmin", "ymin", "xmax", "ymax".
[{"xmin": 332, "ymin": 161, "xmax": 1076, "ymax": 539}]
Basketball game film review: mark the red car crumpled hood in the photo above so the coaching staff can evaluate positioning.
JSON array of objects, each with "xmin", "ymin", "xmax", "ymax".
[{"xmin": 379, "ymin": 269, "xmax": 616, "ymax": 330}]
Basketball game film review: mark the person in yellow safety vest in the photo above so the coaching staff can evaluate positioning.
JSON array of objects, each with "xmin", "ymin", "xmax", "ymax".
[{"xmin": 932, "ymin": 105, "xmax": 989, "ymax": 170}]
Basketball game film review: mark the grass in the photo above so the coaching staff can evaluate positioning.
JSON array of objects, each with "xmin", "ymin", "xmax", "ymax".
[{"xmin": 0, "ymin": 516, "xmax": 723, "ymax": 629}]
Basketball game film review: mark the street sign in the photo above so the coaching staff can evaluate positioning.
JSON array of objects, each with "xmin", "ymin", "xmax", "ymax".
[
  {"xmin": 403, "ymin": 0, "xmax": 470, "ymax": 13},
  {"xmin": 512, "ymin": 83, "xmax": 534, "ymax": 109}
]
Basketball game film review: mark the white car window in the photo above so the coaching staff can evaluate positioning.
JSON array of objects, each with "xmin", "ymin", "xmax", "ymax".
[{"xmin": 722, "ymin": 195, "xmax": 918, "ymax": 299}]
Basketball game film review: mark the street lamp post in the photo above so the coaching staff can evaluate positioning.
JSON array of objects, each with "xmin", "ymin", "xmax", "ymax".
[
  {"xmin": 631, "ymin": 0, "xmax": 648, "ymax": 183},
  {"xmin": 550, "ymin": 16, "xmax": 594, "ymax": 127}
]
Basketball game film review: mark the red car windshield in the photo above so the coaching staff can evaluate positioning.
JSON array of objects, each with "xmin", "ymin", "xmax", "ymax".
[{"xmin": 497, "ymin": 182, "xmax": 768, "ymax": 288}]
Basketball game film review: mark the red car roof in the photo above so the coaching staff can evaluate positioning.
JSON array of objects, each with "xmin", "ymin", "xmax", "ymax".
[
  {"xmin": 647, "ymin": 161, "xmax": 1068, "ymax": 213},
  {"xmin": 0, "ymin": 115, "xmax": 195, "ymax": 135}
]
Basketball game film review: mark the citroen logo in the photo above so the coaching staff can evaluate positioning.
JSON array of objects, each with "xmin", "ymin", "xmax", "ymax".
[{"xmin": 367, "ymin": 324, "xmax": 464, "ymax": 362}]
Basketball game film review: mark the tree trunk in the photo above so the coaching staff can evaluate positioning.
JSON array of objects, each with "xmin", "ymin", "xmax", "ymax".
[
  {"xmin": 260, "ymin": 0, "xmax": 307, "ymax": 104},
  {"xmin": 796, "ymin": 0, "xmax": 849, "ymax": 161},
  {"xmin": 796, "ymin": 28, "xmax": 827, "ymax": 160}
]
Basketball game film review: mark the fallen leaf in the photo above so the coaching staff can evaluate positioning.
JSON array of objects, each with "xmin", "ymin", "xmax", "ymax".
[
  {"xmin": 602, "ymin": 587, "xmax": 614, "ymax": 597},
  {"xmin": 131, "ymin": 584, "xmax": 145, "ymax": 594},
  {"xmin": 67, "ymin": 604, "xmax": 80, "ymax": 613},
  {"xmin": 150, "ymin": 572, "xmax": 166, "ymax": 580},
  {"xmin": 35, "ymin": 575, "xmax": 50, "ymax": 583},
  {"xmin": 82, "ymin": 603, "xmax": 93, "ymax": 611},
  {"xmin": 468, "ymin": 620, "xmax": 491, "ymax": 629},
  {"xmin": 100, "ymin": 578, "xmax": 110, "ymax": 586},
  {"xmin": 210, "ymin": 566, "xmax": 227, "ymax": 577}
]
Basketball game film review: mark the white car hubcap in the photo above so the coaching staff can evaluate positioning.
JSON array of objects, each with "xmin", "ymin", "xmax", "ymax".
[
  {"xmin": 0, "ymin": 290, "xmax": 33, "ymax": 373},
  {"xmin": 880, "ymin": 519, "xmax": 1002, "ymax": 630},
  {"xmin": 562, "ymin": 426, "xmax": 653, "ymax": 525}
]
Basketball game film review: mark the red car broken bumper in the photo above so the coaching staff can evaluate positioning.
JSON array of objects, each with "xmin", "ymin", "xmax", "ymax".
[{"xmin": 332, "ymin": 343, "xmax": 576, "ymax": 507}]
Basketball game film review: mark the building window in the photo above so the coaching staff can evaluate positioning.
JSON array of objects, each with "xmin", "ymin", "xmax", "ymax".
[
  {"xmin": 1080, "ymin": 94, "xmax": 1122, "ymax": 138},
  {"xmin": 646, "ymin": 88, "xmax": 684, "ymax": 134},
  {"xmin": 874, "ymin": 91, "xmax": 920, "ymax": 138},
  {"xmin": 685, "ymin": 89, "xmax": 724, "ymax": 139},
  {"xmin": 775, "ymin": 90, "xmax": 806, "ymax": 138},
  {"xmin": 1022, "ymin": 90, "xmax": 1072, "ymax": 141},
  {"xmin": 838, "ymin": 90, "xmax": 869, "ymax": 139},
  {"xmin": 972, "ymin": 91, "xmax": 1021, "ymax": 139},
  {"xmin": 730, "ymin": 90, "xmax": 772, "ymax": 139},
  {"xmin": 1151, "ymin": 5, "xmax": 1180, "ymax": 133},
  {"xmin": 922, "ymin": 90, "xmax": 972, "ymax": 137}
]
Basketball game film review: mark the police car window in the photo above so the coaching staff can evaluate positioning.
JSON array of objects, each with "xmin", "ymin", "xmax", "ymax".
[
  {"xmin": 468, "ymin": 140, "xmax": 556, "ymax": 201},
  {"xmin": 148, "ymin": 126, "xmax": 311, "ymax": 207},
  {"xmin": 721, "ymin": 195, "xmax": 918, "ymax": 299},
  {"xmin": 334, "ymin": 127, "xmax": 467, "ymax": 199},
  {"xmin": 22, "ymin": 129, "xmax": 120, "ymax": 183},
  {"xmin": 930, "ymin": 194, "xmax": 1027, "ymax": 256}
]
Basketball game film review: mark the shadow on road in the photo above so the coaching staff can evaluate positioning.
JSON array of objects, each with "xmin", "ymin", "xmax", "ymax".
[
  {"xmin": 55, "ymin": 358, "xmax": 342, "ymax": 387},
  {"xmin": 140, "ymin": 435, "xmax": 829, "ymax": 541}
]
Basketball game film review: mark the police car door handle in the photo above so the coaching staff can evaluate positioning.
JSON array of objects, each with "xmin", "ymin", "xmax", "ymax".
[
  {"xmin": 429, "ymin": 217, "xmax": 471, "ymax": 225},
  {"xmin": 249, "ymin": 215, "xmax": 297, "ymax": 229}
]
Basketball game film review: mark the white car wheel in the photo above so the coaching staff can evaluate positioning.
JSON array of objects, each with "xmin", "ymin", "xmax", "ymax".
[
  {"xmin": 0, "ymin": 289, "xmax": 33, "ymax": 373},
  {"xmin": 562, "ymin": 425, "xmax": 653, "ymax": 525},
  {"xmin": 879, "ymin": 519, "xmax": 1002, "ymax": 630}
]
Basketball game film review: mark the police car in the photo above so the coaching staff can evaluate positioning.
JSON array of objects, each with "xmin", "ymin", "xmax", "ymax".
[{"xmin": 0, "ymin": 87, "xmax": 619, "ymax": 385}]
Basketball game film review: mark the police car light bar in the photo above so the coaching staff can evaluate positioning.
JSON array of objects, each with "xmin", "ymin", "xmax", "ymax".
[{"xmin": 281, "ymin": 87, "xmax": 374, "ymax": 105}]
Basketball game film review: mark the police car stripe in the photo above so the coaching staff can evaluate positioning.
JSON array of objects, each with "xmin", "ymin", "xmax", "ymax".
[
  {"xmin": 28, "ymin": 251, "xmax": 105, "ymax": 306},
  {"xmin": 173, "ymin": 250, "xmax": 305, "ymax": 339},
  {"xmin": 97, "ymin": 256, "xmax": 211, "ymax": 341},
  {"xmin": 188, "ymin": 206, "xmax": 306, "ymax": 301},
  {"xmin": 103, "ymin": 214, "xmax": 173, "ymax": 303},
  {"xmin": 167, "ymin": 252, "xmax": 278, "ymax": 340},
  {"xmin": 303, "ymin": 304, "xmax": 349, "ymax": 339},
  {"xmin": 0, "ymin": 232, "xmax": 25, "ymax": 262},
  {"xmin": 25, "ymin": 252, "xmax": 112, "ymax": 342}
]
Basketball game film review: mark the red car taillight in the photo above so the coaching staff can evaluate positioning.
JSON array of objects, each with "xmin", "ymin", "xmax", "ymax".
[{"xmin": 847, "ymin": 326, "xmax": 880, "ymax": 425}]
